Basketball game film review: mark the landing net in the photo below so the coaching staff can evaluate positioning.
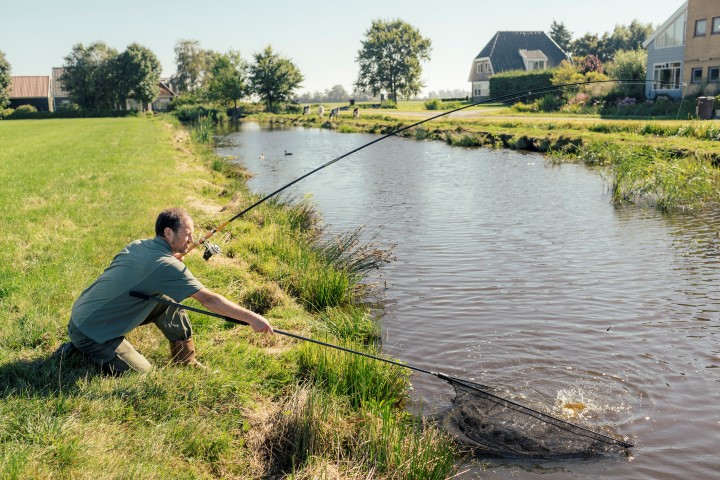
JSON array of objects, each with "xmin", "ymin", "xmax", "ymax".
[{"xmin": 437, "ymin": 375, "xmax": 633, "ymax": 458}]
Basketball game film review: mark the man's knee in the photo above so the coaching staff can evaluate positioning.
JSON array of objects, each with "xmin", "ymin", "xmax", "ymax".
[{"xmin": 112, "ymin": 339, "xmax": 153, "ymax": 373}]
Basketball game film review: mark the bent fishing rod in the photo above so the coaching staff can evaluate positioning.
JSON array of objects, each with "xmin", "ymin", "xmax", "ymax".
[
  {"xmin": 129, "ymin": 290, "xmax": 633, "ymax": 448},
  {"xmin": 183, "ymin": 79, "xmax": 658, "ymax": 261}
]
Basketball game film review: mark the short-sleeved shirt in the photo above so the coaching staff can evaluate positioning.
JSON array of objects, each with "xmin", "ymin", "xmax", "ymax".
[{"xmin": 71, "ymin": 236, "xmax": 204, "ymax": 343}]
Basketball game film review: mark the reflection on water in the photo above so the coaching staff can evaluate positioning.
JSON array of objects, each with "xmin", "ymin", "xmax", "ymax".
[{"xmin": 217, "ymin": 122, "xmax": 720, "ymax": 480}]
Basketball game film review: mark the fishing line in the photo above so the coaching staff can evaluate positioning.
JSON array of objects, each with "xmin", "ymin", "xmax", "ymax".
[
  {"xmin": 183, "ymin": 78, "xmax": 657, "ymax": 260},
  {"xmin": 129, "ymin": 290, "xmax": 633, "ymax": 452}
]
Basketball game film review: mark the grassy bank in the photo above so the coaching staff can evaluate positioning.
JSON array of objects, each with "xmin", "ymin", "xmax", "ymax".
[
  {"xmin": 0, "ymin": 117, "xmax": 458, "ymax": 479},
  {"xmin": 260, "ymin": 111, "xmax": 720, "ymax": 211}
]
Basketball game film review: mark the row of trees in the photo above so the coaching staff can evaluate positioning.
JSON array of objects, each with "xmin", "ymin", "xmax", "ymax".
[
  {"xmin": 61, "ymin": 42, "xmax": 162, "ymax": 110},
  {"xmin": 549, "ymin": 19, "xmax": 655, "ymax": 61},
  {"xmin": 172, "ymin": 40, "xmax": 303, "ymax": 111},
  {"xmin": 173, "ymin": 19, "xmax": 432, "ymax": 109}
]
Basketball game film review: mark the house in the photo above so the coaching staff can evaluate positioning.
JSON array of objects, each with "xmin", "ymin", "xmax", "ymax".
[
  {"xmin": 152, "ymin": 81, "xmax": 177, "ymax": 112},
  {"xmin": 643, "ymin": 0, "xmax": 720, "ymax": 100},
  {"xmin": 468, "ymin": 31, "xmax": 569, "ymax": 100},
  {"xmin": 8, "ymin": 76, "xmax": 52, "ymax": 111},
  {"xmin": 125, "ymin": 81, "xmax": 177, "ymax": 112},
  {"xmin": 51, "ymin": 67, "xmax": 71, "ymax": 110}
]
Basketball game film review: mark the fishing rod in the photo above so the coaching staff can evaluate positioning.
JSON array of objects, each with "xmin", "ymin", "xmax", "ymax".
[
  {"xmin": 183, "ymin": 78, "xmax": 656, "ymax": 261},
  {"xmin": 129, "ymin": 290, "xmax": 634, "ymax": 449}
]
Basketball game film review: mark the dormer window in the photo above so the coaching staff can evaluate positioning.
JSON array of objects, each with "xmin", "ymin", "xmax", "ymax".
[
  {"xmin": 476, "ymin": 59, "xmax": 491, "ymax": 74},
  {"xmin": 519, "ymin": 50, "xmax": 548, "ymax": 71}
]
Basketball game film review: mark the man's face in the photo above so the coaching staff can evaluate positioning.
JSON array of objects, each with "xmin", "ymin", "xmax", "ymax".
[{"xmin": 165, "ymin": 216, "xmax": 195, "ymax": 254}]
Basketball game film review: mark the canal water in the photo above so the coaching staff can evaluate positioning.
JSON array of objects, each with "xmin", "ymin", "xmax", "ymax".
[{"xmin": 217, "ymin": 122, "xmax": 719, "ymax": 479}]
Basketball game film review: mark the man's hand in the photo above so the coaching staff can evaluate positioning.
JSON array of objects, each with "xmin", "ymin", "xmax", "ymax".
[{"xmin": 191, "ymin": 288, "xmax": 274, "ymax": 334}]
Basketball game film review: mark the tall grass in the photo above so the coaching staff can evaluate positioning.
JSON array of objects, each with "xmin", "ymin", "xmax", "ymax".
[{"xmin": 262, "ymin": 386, "xmax": 458, "ymax": 480}]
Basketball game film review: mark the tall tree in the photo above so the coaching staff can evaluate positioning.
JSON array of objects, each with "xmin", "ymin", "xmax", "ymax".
[
  {"xmin": 61, "ymin": 42, "xmax": 119, "ymax": 109},
  {"xmin": 0, "ymin": 50, "xmax": 11, "ymax": 109},
  {"xmin": 326, "ymin": 84, "xmax": 350, "ymax": 102},
  {"xmin": 571, "ymin": 33, "xmax": 600, "ymax": 58},
  {"xmin": 115, "ymin": 43, "xmax": 162, "ymax": 109},
  {"xmin": 173, "ymin": 40, "xmax": 215, "ymax": 93},
  {"xmin": 355, "ymin": 19, "xmax": 431, "ymax": 103},
  {"xmin": 206, "ymin": 50, "xmax": 249, "ymax": 111},
  {"xmin": 248, "ymin": 45, "xmax": 303, "ymax": 112},
  {"xmin": 549, "ymin": 20, "xmax": 573, "ymax": 53}
]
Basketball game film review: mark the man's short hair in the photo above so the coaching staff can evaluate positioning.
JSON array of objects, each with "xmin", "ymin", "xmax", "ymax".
[{"xmin": 155, "ymin": 208, "xmax": 189, "ymax": 237}]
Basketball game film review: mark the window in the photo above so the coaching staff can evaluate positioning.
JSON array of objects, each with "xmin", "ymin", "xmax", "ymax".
[
  {"xmin": 528, "ymin": 60, "xmax": 546, "ymax": 70},
  {"xmin": 476, "ymin": 61, "xmax": 491, "ymax": 74},
  {"xmin": 656, "ymin": 11, "xmax": 687, "ymax": 48},
  {"xmin": 713, "ymin": 17, "xmax": 720, "ymax": 34},
  {"xmin": 691, "ymin": 68, "xmax": 703, "ymax": 83},
  {"xmin": 695, "ymin": 19, "xmax": 707, "ymax": 36},
  {"xmin": 709, "ymin": 67, "xmax": 720, "ymax": 83},
  {"xmin": 653, "ymin": 62, "xmax": 682, "ymax": 90}
]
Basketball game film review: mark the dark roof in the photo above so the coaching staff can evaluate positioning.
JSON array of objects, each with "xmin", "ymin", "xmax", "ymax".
[{"xmin": 469, "ymin": 31, "xmax": 568, "ymax": 81}]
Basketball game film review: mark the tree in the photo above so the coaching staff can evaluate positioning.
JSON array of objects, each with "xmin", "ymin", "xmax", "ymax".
[
  {"xmin": 206, "ymin": 50, "xmax": 249, "ymax": 111},
  {"xmin": 550, "ymin": 20, "xmax": 573, "ymax": 53},
  {"xmin": 249, "ymin": 45, "xmax": 303, "ymax": 112},
  {"xmin": 0, "ymin": 50, "xmax": 11, "ymax": 109},
  {"xmin": 173, "ymin": 40, "xmax": 215, "ymax": 93},
  {"xmin": 571, "ymin": 33, "xmax": 600, "ymax": 58},
  {"xmin": 606, "ymin": 49, "xmax": 648, "ymax": 98},
  {"xmin": 115, "ymin": 43, "xmax": 162, "ymax": 109},
  {"xmin": 355, "ymin": 19, "xmax": 431, "ymax": 103},
  {"xmin": 61, "ymin": 42, "xmax": 119, "ymax": 109},
  {"xmin": 326, "ymin": 84, "xmax": 350, "ymax": 102}
]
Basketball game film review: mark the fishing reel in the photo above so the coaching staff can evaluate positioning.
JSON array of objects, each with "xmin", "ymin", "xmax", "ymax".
[{"xmin": 202, "ymin": 241, "xmax": 222, "ymax": 261}]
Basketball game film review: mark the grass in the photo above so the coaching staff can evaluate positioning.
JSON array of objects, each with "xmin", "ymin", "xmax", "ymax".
[{"xmin": 0, "ymin": 116, "xmax": 459, "ymax": 479}]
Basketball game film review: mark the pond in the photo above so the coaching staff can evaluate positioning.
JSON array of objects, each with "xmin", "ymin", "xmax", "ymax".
[{"xmin": 217, "ymin": 122, "xmax": 719, "ymax": 480}]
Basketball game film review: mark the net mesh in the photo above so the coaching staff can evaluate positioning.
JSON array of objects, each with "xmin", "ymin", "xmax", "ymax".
[{"xmin": 437, "ymin": 376, "xmax": 633, "ymax": 458}]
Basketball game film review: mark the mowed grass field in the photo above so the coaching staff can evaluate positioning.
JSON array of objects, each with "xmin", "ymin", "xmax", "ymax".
[{"xmin": 0, "ymin": 117, "xmax": 457, "ymax": 479}]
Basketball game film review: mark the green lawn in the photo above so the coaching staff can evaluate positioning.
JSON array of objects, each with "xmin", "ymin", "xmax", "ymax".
[{"xmin": 0, "ymin": 117, "xmax": 457, "ymax": 479}]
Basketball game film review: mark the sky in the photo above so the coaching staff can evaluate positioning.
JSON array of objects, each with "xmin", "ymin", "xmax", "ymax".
[{"xmin": 2, "ymin": 0, "xmax": 684, "ymax": 96}]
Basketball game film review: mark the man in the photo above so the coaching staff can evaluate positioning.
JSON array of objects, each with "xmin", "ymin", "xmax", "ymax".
[{"xmin": 57, "ymin": 208, "xmax": 273, "ymax": 373}]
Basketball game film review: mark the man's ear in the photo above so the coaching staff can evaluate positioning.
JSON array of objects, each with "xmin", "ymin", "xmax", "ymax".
[{"xmin": 163, "ymin": 227, "xmax": 174, "ymax": 239}]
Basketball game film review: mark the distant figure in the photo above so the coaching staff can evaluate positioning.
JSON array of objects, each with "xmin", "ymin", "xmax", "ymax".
[
  {"xmin": 302, "ymin": 105, "xmax": 309, "ymax": 115},
  {"xmin": 329, "ymin": 107, "xmax": 339, "ymax": 120},
  {"xmin": 318, "ymin": 105, "xmax": 324, "ymax": 118},
  {"xmin": 284, "ymin": 150, "xmax": 293, "ymax": 156},
  {"xmin": 353, "ymin": 107, "xmax": 359, "ymax": 119},
  {"xmin": 259, "ymin": 153, "xmax": 265, "ymax": 160}
]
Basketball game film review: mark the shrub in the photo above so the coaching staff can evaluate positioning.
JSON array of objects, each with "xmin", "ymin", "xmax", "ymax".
[
  {"xmin": 173, "ymin": 104, "xmax": 227, "ymax": 124},
  {"xmin": 379, "ymin": 100, "xmax": 397, "ymax": 109},
  {"xmin": 491, "ymin": 69, "xmax": 554, "ymax": 103}
]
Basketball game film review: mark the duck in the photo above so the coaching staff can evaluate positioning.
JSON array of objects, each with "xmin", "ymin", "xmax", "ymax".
[
  {"xmin": 259, "ymin": 153, "xmax": 265, "ymax": 160},
  {"xmin": 284, "ymin": 150, "xmax": 293, "ymax": 156}
]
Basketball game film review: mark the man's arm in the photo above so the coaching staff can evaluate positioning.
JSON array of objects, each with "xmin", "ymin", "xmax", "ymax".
[{"xmin": 191, "ymin": 288, "xmax": 273, "ymax": 334}]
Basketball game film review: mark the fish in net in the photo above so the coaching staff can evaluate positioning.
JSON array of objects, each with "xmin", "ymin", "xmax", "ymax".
[{"xmin": 435, "ymin": 374, "xmax": 634, "ymax": 458}]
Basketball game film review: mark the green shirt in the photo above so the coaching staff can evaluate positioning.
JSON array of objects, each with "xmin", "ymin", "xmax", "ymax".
[{"xmin": 71, "ymin": 236, "xmax": 204, "ymax": 343}]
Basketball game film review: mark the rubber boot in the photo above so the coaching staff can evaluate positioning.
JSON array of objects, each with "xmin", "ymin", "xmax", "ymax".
[{"xmin": 169, "ymin": 338, "xmax": 206, "ymax": 369}]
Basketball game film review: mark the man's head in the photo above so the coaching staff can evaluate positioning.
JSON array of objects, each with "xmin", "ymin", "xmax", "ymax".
[{"xmin": 156, "ymin": 208, "xmax": 194, "ymax": 254}]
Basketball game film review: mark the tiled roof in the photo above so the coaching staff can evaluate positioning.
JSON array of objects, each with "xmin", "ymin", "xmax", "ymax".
[
  {"xmin": 9, "ymin": 76, "xmax": 50, "ymax": 98},
  {"xmin": 469, "ymin": 31, "xmax": 568, "ymax": 81}
]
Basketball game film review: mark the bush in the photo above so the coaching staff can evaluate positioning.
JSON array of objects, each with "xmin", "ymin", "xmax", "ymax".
[
  {"xmin": 380, "ymin": 100, "xmax": 397, "ymax": 109},
  {"xmin": 173, "ymin": 104, "xmax": 227, "ymax": 124},
  {"xmin": 490, "ymin": 69, "xmax": 554, "ymax": 103}
]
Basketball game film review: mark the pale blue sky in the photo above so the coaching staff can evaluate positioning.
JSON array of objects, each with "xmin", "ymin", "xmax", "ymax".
[{"xmin": 2, "ymin": 0, "xmax": 683, "ymax": 95}]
